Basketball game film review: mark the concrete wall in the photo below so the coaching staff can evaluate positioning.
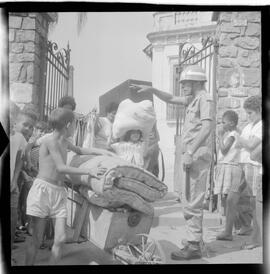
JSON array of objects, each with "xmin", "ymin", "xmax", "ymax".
[
  {"xmin": 9, "ymin": 12, "xmax": 56, "ymax": 111},
  {"xmin": 216, "ymin": 12, "xmax": 261, "ymax": 129}
]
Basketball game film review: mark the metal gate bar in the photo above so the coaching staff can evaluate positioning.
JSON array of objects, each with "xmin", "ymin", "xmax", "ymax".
[{"xmin": 42, "ymin": 41, "xmax": 71, "ymax": 120}]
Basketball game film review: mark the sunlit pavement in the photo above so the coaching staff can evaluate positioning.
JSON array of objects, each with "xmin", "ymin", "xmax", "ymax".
[{"xmin": 11, "ymin": 193, "xmax": 263, "ymax": 265}]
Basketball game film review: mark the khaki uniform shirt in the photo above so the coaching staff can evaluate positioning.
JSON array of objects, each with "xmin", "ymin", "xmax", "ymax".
[{"xmin": 181, "ymin": 90, "xmax": 214, "ymax": 154}]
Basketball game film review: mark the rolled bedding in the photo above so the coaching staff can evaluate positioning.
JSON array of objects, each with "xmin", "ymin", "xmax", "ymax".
[{"xmin": 69, "ymin": 154, "xmax": 167, "ymax": 215}]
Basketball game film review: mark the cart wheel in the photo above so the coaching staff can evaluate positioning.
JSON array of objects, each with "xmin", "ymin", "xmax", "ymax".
[
  {"xmin": 127, "ymin": 212, "xmax": 141, "ymax": 227},
  {"xmin": 130, "ymin": 234, "xmax": 165, "ymax": 264}
]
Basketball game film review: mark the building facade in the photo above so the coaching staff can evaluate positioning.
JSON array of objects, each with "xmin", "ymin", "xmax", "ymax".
[
  {"xmin": 144, "ymin": 12, "xmax": 217, "ymax": 192},
  {"xmin": 144, "ymin": 11, "xmax": 261, "ymax": 193}
]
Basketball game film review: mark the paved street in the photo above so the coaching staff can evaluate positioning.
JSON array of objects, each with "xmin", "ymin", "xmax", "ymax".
[{"xmin": 11, "ymin": 193, "xmax": 263, "ymax": 265}]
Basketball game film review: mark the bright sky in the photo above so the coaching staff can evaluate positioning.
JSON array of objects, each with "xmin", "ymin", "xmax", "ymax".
[{"xmin": 49, "ymin": 12, "xmax": 154, "ymax": 115}]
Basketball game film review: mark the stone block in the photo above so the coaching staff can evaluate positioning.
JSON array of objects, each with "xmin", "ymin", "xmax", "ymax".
[
  {"xmin": 218, "ymin": 88, "xmax": 229, "ymax": 97},
  {"xmin": 219, "ymin": 58, "xmax": 234, "ymax": 68},
  {"xmin": 242, "ymin": 68, "xmax": 260, "ymax": 87},
  {"xmin": 235, "ymin": 37, "xmax": 260, "ymax": 50},
  {"xmin": 220, "ymin": 33, "xmax": 233, "ymax": 46},
  {"xmin": 18, "ymin": 64, "xmax": 27, "ymax": 82},
  {"xmin": 9, "ymin": 53, "xmax": 35, "ymax": 63},
  {"xmin": 10, "ymin": 82, "xmax": 33, "ymax": 104},
  {"xmin": 228, "ymin": 33, "xmax": 240, "ymax": 39},
  {"xmin": 219, "ymin": 46, "xmax": 238, "ymax": 58},
  {"xmin": 245, "ymin": 23, "xmax": 261, "ymax": 36},
  {"xmin": 232, "ymin": 12, "xmax": 260, "ymax": 23},
  {"xmin": 9, "ymin": 29, "xmax": 15, "ymax": 42},
  {"xmin": 220, "ymin": 22, "xmax": 241, "ymax": 33},
  {"xmin": 9, "ymin": 63, "xmax": 23, "ymax": 82},
  {"xmin": 23, "ymin": 42, "xmax": 35, "ymax": 53},
  {"xmin": 239, "ymin": 49, "xmax": 249, "ymax": 57},
  {"xmin": 218, "ymin": 68, "xmax": 241, "ymax": 88},
  {"xmin": 247, "ymin": 87, "xmax": 261, "ymax": 96},
  {"xmin": 9, "ymin": 16, "xmax": 22, "ymax": 29},
  {"xmin": 22, "ymin": 17, "xmax": 36, "ymax": 30},
  {"xmin": 16, "ymin": 30, "xmax": 36, "ymax": 42},
  {"xmin": 229, "ymin": 87, "xmax": 248, "ymax": 97},
  {"xmin": 219, "ymin": 97, "xmax": 241, "ymax": 109},
  {"xmin": 219, "ymin": 12, "xmax": 232, "ymax": 22},
  {"xmin": 10, "ymin": 43, "xmax": 24, "ymax": 53},
  {"xmin": 26, "ymin": 63, "xmax": 36, "ymax": 83},
  {"xmin": 237, "ymin": 52, "xmax": 260, "ymax": 68}
]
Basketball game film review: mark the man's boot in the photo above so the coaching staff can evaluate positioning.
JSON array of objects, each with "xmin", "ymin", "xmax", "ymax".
[{"xmin": 171, "ymin": 242, "xmax": 202, "ymax": 260}]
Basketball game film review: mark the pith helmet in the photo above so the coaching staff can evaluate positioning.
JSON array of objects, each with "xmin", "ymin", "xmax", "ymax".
[{"xmin": 179, "ymin": 65, "xmax": 207, "ymax": 83}]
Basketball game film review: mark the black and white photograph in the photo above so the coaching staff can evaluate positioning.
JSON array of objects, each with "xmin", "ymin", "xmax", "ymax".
[{"xmin": 0, "ymin": 3, "xmax": 269, "ymax": 270}]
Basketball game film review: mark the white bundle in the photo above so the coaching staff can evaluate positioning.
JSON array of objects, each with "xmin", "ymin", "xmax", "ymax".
[{"xmin": 112, "ymin": 99, "xmax": 156, "ymax": 139}]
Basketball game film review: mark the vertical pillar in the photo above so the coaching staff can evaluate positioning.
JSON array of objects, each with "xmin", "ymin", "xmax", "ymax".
[{"xmin": 9, "ymin": 12, "xmax": 57, "ymax": 114}]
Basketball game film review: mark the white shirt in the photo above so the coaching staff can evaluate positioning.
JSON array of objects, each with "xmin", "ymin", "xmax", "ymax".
[
  {"xmin": 240, "ymin": 120, "xmax": 262, "ymax": 166},
  {"xmin": 10, "ymin": 132, "xmax": 27, "ymax": 184},
  {"xmin": 111, "ymin": 141, "xmax": 145, "ymax": 168},
  {"xmin": 218, "ymin": 130, "xmax": 240, "ymax": 164}
]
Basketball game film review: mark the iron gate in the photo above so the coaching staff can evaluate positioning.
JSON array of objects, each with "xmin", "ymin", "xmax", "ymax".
[
  {"xmin": 41, "ymin": 41, "xmax": 71, "ymax": 121},
  {"xmin": 173, "ymin": 36, "xmax": 219, "ymax": 211},
  {"xmin": 173, "ymin": 36, "xmax": 218, "ymax": 135}
]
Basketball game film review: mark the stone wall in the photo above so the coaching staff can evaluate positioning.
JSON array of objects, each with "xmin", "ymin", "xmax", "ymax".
[
  {"xmin": 9, "ymin": 13, "xmax": 56, "ymax": 111},
  {"xmin": 216, "ymin": 12, "xmax": 261, "ymax": 129}
]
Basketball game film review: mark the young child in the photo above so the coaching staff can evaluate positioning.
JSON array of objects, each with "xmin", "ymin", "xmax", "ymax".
[
  {"xmin": 109, "ymin": 129, "xmax": 148, "ymax": 168},
  {"xmin": 24, "ymin": 108, "xmax": 111, "ymax": 265},
  {"xmin": 215, "ymin": 110, "xmax": 246, "ymax": 241},
  {"xmin": 236, "ymin": 96, "xmax": 262, "ymax": 246},
  {"xmin": 10, "ymin": 107, "xmax": 36, "ymax": 252},
  {"xmin": 246, "ymin": 142, "xmax": 262, "ymax": 249}
]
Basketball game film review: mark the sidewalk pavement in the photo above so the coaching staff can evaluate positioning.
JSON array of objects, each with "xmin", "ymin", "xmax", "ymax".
[{"xmin": 11, "ymin": 192, "xmax": 263, "ymax": 265}]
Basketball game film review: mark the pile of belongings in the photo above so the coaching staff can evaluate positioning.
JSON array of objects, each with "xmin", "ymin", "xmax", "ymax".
[
  {"xmin": 112, "ymin": 99, "xmax": 156, "ymax": 139},
  {"xmin": 68, "ymin": 99, "xmax": 167, "ymax": 215},
  {"xmin": 69, "ymin": 154, "xmax": 167, "ymax": 216}
]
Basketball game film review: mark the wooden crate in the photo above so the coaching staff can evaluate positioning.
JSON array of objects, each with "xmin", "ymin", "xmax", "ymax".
[{"xmin": 81, "ymin": 204, "xmax": 154, "ymax": 251}]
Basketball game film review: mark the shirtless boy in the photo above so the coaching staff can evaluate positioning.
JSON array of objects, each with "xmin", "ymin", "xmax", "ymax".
[{"xmin": 25, "ymin": 108, "xmax": 112, "ymax": 265}]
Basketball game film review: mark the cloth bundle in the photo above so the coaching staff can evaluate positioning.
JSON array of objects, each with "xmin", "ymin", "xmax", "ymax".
[
  {"xmin": 69, "ymin": 154, "xmax": 167, "ymax": 215},
  {"xmin": 112, "ymin": 99, "xmax": 156, "ymax": 139}
]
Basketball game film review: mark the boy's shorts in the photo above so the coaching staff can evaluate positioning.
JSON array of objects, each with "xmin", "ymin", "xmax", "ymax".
[{"xmin": 26, "ymin": 178, "xmax": 68, "ymax": 218}]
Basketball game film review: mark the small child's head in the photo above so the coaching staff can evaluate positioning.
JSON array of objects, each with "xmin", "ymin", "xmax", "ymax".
[
  {"xmin": 14, "ymin": 111, "xmax": 36, "ymax": 140},
  {"xmin": 35, "ymin": 121, "xmax": 48, "ymax": 136},
  {"xmin": 48, "ymin": 108, "xmax": 75, "ymax": 137},
  {"xmin": 124, "ymin": 129, "xmax": 143, "ymax": 143},
  {"xmin": 243, "ymin": 96, "xmax": 261, "ymax": 123},
  {"xmin": 222, "ymin": 110, "xmax": 238, "ymax": 132},
  {"xmin": 58, "ymin": 96, "xmax": 76, "ymax": 111}
]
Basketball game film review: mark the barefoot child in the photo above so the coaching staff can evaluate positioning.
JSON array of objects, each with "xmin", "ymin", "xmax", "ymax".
[
  {"xmin": 215, "ymin": 110, "xmax": 245, "ymax": 241},
  {"xmin": 25, "ymin": 108, "xmax": 112, "ymax": 265},
  {"xmin": 109, "ymin": 129, "xmax": 148, "ymax": 168}
]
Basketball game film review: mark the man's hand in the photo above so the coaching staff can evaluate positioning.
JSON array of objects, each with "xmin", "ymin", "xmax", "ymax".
[
  {"xmin": 130, "ymin": 84, "xmax": 154, "ymax": 94},
  {"xmin": 183, "ymin": 152, "xmax": 193, "ymax": 171}
]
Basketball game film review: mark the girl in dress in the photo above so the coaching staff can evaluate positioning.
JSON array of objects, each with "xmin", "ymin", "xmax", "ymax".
[{"xmin": 109, "ymin": 129, "xmax": 148, "ymax": 168}]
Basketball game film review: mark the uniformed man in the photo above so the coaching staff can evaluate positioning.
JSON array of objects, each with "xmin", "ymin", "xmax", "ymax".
[{"xmin": 131, "ymin": 65, "xmax": 214, "ymax": 260}]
